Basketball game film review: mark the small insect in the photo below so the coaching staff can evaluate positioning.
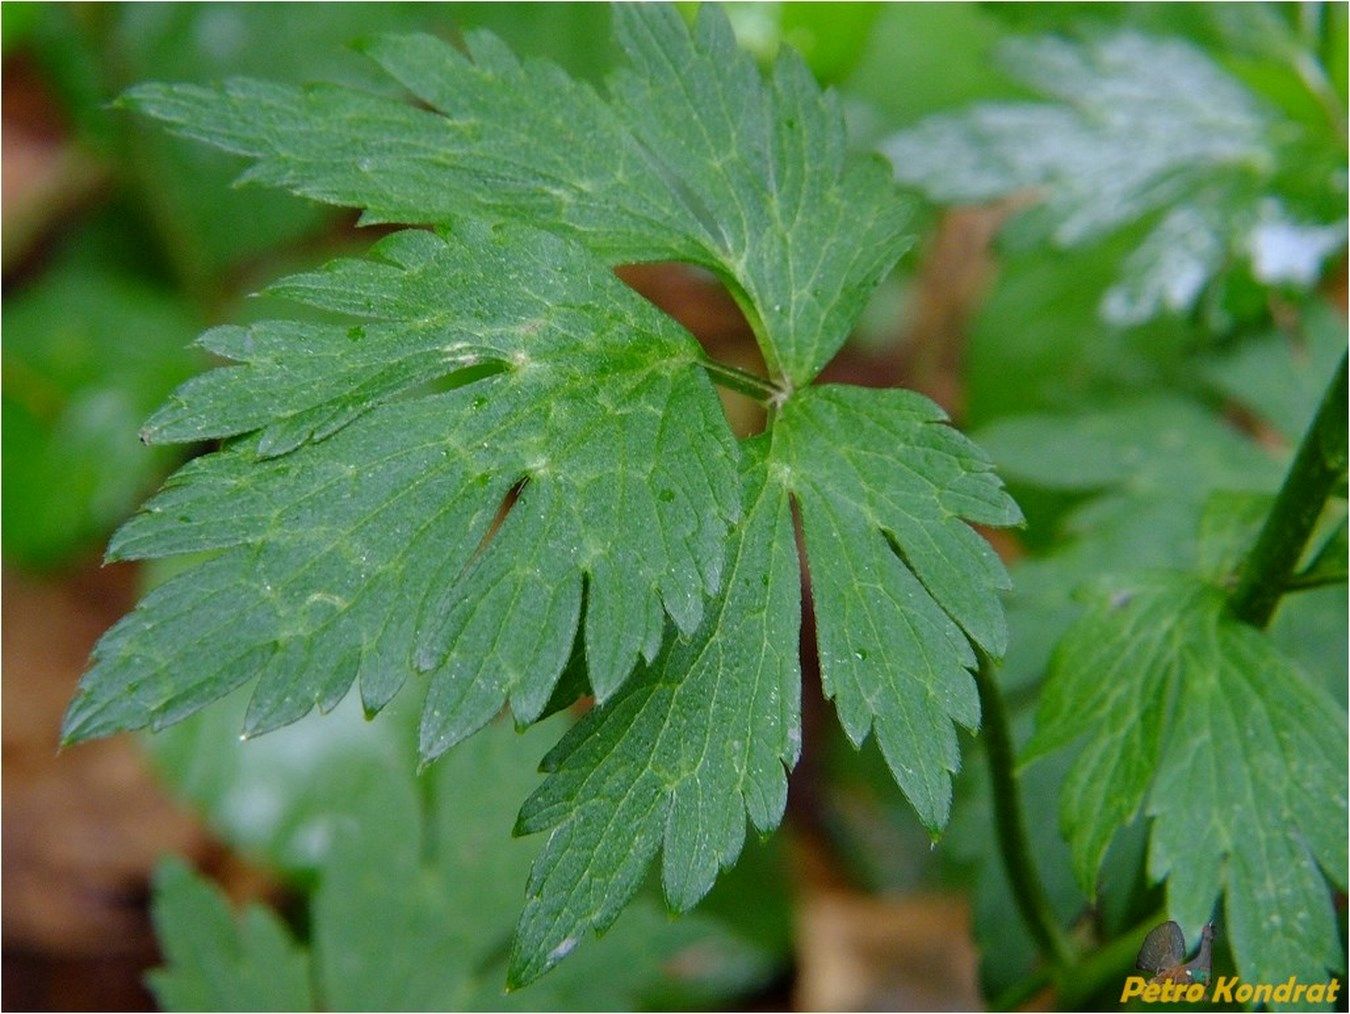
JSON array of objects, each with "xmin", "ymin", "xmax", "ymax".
[{"xmin": 1136, "ymin": 920, "xmax": 1215, "ymax": 985}]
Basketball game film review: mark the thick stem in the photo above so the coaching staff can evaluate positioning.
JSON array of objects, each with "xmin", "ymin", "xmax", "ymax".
[
  {"xmin": 698, "ymin": 356, "xmax": 785, "ymax": 405},
  {"xmin": 1228, "ymin": 352, "xmax": 1348, "ymax": 629},
  {"xmin": 974, "ymin": 648, "xmax": 1076, "ymax": 971}
]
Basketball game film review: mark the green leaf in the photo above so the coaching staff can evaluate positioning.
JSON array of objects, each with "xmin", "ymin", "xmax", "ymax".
[
  {"xmin": 1269, "ymin": 584, "xmax": 1349, "ymax": 706},
  {"xmin": 1027, "ymin": 572, "xmax": 1347, "ymax": 991},
  {"xmin": 511, "ymin": 390, "xmax": 1019, "ymax": 984},
  {"xmin": 510, "ymin": 437, "xmax": 801, "ymax": 985},
  {"xmin": 63, "ymin": 222, "xmax": 739, "ymax": 756},
  {"xmin": 147, "ymin": 715, "xmax": 778, "ymax": 1011},
  {"xmin": 1293, "ymin": 519, "xmax": 1349, "ymax": 591},
  {"xmin": 839, "ymin": 3, "xmax": 1012, "ymax": 133},
  {"xmin": 720, "ymin": 2, "xmax": 882, "ymax": 85},
  {"xmin": 1195, "ymin": 489, "xmax": 1276, "ymax": 582},
  {"xmin": 962, "ymin": 234, "xmax": 1201, "ymax": 430},
  {"xmin": 143, "ymin": 674, "xmax": 420, "ymax": 877},
  {"xmin": 883, "ymin": 29, "xmax": 1346, "ymax": 325},
  {"xmin": 122, "ymin": 4, "xmax": 912, "ymax": 385},
  {"xmin": 1201, "ymin": 300, "xmax": 1350, "ymax": 442},
  {"xmin": 976, "ymin": 395, "xmax": 1282, "ymax": 494},
  {"xmin": 96, "ymin": 5, "xmax": 440, "ymax": 279},
  {"xmin": 978, "ymin": 393, "xmax": 1294, "ymax": 702},
  {"xmin": 148, "ymin": 857, "xmax": 313, "ymax": 1012},
  {"xmin": 69, "ymin": 5, "xmax": 1025, "ymax": 984},
  {"xmin": 1, "ymin": 249, "xmax": 202, "ymax": 568},
  {"xmin": 776, "ymin": 385, "xmax": 1019, "ymax": 818},
  {"xmin": 28, "ymin": 5, "xmax": 621, "ymax": 283}
]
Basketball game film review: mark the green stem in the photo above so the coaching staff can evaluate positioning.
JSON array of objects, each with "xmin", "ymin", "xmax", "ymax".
[
  {"xmin": 991, "ymin": 910, "xmax": 1165, "ymax": 1010},
  {"xmin": 698, "ymin": 356, "xmax": 784, "ymax": 404},
  {"xmin": 974, "ymin": 648, "xmax": 1076, "ymax": 971},
  {"xmin": 1284, "ymin": 568, "xmax": 1349, "ymax": 592},
  {"xmin": 710, "ymin": 266, "xmax": 795, "ymax": 395},
  {"xmin": 1228, "ymin": 352, "xmax": 1348, "ymax": 629}
]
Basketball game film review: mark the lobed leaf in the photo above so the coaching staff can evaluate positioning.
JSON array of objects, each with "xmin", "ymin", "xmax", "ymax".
[
  {"xmin": 63, "ymin": 223, "xmax": 739, "ymax": 758},
  {"xmin": 69, "ymin": 5, "xmax": 1030, "ymax": 985},
  {"xmin": 510, "ymin": 438, "xmax": 801, "ymax": 985},
  {"xmin": 510, "ymin": 391, "xmax": 1021, "ymax": 982},
  {"xmin": 1028, "ymin": 572, "xmax": 1347, "ymax": 994},
  {"xmin": 149, "ymin": 858, "xmax": 313, "ymax": 1012},
  {"xmin": 883, "ymin": 30, "xmax": 1346, "ymax": 325},
  {"xmin": 123, "ymin": 5, "xmax": 912, "ymax": 386},
  {"xmin": 777, "ymin": 385, "xmax": 1019, "ymax": 826}
]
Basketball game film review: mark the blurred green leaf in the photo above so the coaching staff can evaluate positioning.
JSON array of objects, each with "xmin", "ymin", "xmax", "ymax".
[
  {"xmin": 964, "ymin": 233, "xmax": 1203, "ymax": 429},
  {"xmin": 1269, "ymin": 583, "xmax": 1349, "ymax": 706},
  {"xmin": 1028, "ymin": 571, "xmax": 1346, "ymax": 996},
  {"xmin": 1, "ymin": 0, "xmax": 43, "ymax": 53},
  {"xmin": 976, "ymin": 396, "xmax": 1282, "ymax": 494},
  {"xmin": 1201, "ymin": 300, "xmax": 1349, "ymax": 442},
  {"xmin": 1196, "ymin": 489, "xmax": 1277, "ymax": 583},
  {"xmin": 1, "ymin": 251, "xmax": 201, "ymax": 568},
  {"xmin": 884, "ymin": 26, "xmax": 1346, "ymax": 326},
  {"xmin": 149, "ymin": 857, "xmax": 313, "ymax": 1012},
  {"xmin": 980, "ymin": 394, "xmax": 1289, "ymax": 699},
  {"xmin": 842, "ymin": 3, "xmax": 1014, "ymax": 136},
  {"xmin": 946, "ymin": 720, "xmax": 1080, "ymax": 996},
  {"xmin": 996, "ymin": 493, "xmax": 1206, "ymax": 697},
  {"xmin": 145, "ymin": 677, "xmax": 419, "ymax": 878},
  {"xmin": 716, "ymin": 3, "xmax": 880, "ymax": 85},
  {"xmin": 146, "ymin": 709, "xmax": 783, "ymax": 1011}
]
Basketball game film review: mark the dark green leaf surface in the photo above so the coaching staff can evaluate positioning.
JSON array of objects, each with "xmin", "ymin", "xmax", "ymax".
[
  {"xmin": 512, "ymin": 393, "xmax": 1019, "ymax": 983},
  {"xmin": 777, "ymin": 385, "xmax": 1019, "ymax": 824},
  {"xmin": 511, "ymin": 438, "xmax": 801, "ymax": 985},
  {"xmin": 67, "ymin": 5, "xmax": 1025, "ymax": 983},
  {"xmin": 123, "ymin": 5, "xmax": 911, "ymax": 384},
  {"xmin": 1027, "ymin": 572, "xmax": 1347, "ymax": 994},
  {"xmin": 64, "ymin": 223, "xmax": 739, "ymax": 756},
  {"xmin": 884, "ymin": 30, "xmax": 1346, "ymax": 325}
]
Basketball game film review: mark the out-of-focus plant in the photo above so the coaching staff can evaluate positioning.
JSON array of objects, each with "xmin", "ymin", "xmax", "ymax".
[{"xmin": 883, "ymin": 4, "xmax": 1347, "ymax": 1007}]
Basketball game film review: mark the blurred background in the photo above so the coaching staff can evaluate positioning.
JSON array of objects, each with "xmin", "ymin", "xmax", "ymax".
[{"xmin": 3, "ymin": 3, "xmax": 1345, "ymax": 1011}]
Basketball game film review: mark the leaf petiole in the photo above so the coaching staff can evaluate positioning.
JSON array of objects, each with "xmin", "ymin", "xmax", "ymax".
[
  {"xmin": 973, "ymin": 647, "xmax": 1076, "ymax": 972},
  {"xmin": 698, "ymin": 357, "xmax": 787, "ymax": 406}
]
